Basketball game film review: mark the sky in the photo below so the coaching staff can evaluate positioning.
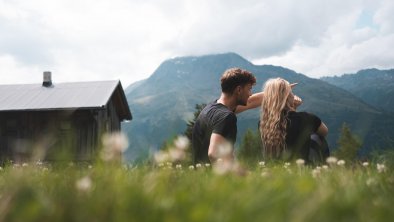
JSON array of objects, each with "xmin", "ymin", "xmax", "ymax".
[{"xmin": 1, "ymin": 0, "xmax": 393, "ymax": 87}]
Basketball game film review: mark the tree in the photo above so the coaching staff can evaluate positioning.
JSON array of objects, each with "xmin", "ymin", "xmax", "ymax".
[
  {"xmin": 184, "ymin": 103, "xmax": 206, "ymax": 141},
  {"xmin": 238, "ymin": 129, "xmax": 262, "ymax": 164},
  {"xmin": 334, "ymin": 123, "xmax": 362, "ymax": 161}
]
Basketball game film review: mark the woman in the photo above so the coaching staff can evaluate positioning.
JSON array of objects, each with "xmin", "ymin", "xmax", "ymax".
[{"xmin": 259, "ymin": 78, "xmax": 328, "ymax": 162}]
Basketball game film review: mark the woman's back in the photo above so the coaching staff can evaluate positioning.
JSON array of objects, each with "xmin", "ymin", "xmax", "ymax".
[
  {"xmin": 284, "ymin": 111, "xmax": 322, "ymax": 161},
  {"xmin": 259, "ymin": 78, "xmax": 329, "ymax": 163}
]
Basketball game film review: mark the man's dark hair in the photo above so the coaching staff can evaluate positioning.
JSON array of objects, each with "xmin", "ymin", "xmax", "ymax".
[{"xmin": 220, "ymin": 68, "xmax": 256, "ymax": 94}]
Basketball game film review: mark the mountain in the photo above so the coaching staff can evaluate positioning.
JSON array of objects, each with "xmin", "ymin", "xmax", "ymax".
[
  {"xmin": 123, "ymin": 53, "xmax": 394, "ymax": 161},
  {"xmin": 321, "ymin": 69, "xmax": 394, "ymax": 112},
  {"xmin": 124, "ymin": 79, "xmax": 146, "ymax": 95}
]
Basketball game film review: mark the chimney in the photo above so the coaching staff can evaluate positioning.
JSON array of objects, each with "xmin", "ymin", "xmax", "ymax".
[{"xmin": 42, "ymin": 71, "xmax": 52, "ymax": 87}]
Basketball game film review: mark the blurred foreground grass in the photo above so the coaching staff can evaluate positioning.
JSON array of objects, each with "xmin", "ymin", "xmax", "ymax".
[{"xmin": 0, "ymin": 159, "xmax": 393, "ymax": 222}]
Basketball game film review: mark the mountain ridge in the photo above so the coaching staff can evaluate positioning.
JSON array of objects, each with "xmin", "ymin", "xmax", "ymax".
[
  {"xmin": 321, "ymin": 68, "xmax": 394, "ymax": 112},
  {"xmin": 123, "ymin": 52, "xmax": 394, "ymax": 161}
]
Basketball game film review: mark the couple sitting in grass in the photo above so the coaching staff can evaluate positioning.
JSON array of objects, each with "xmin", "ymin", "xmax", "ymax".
[{"xmin": 192, "ymin": 67, "xmax": 329, "ymax": 165}]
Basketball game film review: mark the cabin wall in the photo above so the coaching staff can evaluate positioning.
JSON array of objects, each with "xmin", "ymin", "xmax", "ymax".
[
  {"xmin": 108, "ymin": 100, "xmax": 121, "ymax": 132},
  {"xmin": 95, "ymin": 100, "xmax": 121, "ymax": 139},
  {"xmin": 0, "ymin": 110, "xmax": 102, "ymax": 162},
  {"xmin": 0, "ymin": 97, "xmax": 125, "ymax": 163}
]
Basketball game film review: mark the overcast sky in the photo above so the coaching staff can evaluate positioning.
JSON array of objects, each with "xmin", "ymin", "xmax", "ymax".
[{"xmin": 1, "ymin": 0, "xmax": 393, "ymax": 86}]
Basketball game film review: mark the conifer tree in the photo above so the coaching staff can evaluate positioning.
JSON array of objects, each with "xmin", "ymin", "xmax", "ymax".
[
  {"xmin": 184, "ymin": 103, "xmax": 206, "ymax": 141},
  {"xmin": 238, "ymin": 129, "xmax": 262, "ymax": 163},
  {"xmin": 334, "ymin": 123, "xmax": 362, "ymax": 161}
]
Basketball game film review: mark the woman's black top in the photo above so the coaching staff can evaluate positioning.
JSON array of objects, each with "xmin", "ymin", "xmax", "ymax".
[{"xmin": 284, "ymin": 111, "xmax": 321, "ymax": 160}]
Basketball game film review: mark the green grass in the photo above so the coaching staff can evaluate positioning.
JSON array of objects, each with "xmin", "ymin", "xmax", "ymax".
[{"xmin": 0, "ymin": 160, "xmax": 393, "ymax": 222}]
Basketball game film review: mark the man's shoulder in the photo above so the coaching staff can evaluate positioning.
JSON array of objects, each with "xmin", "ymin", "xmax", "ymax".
[
  {"xmin": 203, "ymin": 101, "xmax": 232, "ymax": 114},
  {"xmin": 200, "ymin": 101, "xmax": 235, "ymax": 121}
]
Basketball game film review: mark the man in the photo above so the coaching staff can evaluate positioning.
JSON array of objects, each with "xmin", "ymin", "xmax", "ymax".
[{"xmin": 192, "ymin": 68, "xmax": 256, "ymax": 164}]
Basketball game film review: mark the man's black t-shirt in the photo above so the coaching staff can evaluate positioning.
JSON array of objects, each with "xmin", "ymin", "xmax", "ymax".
[
  {"xmin": 285, "ymin": 111, "xmax": 321, "ymax": 160},
  {"xmin": 192, "ymin": 101, "xmax": 237, "ymax": 164}
]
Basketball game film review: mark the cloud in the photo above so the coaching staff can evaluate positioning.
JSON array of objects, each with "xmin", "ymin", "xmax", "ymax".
[
  {"xmin": 252, "ymin": 0, "xmax": 394, "ymax": 77},
  {"xmin": 0, "ymin": 0, "xmax": 393, "ymax": 86},
  {"xmin": 163, "ymin": 0, "xmax": 362, "ymax": 57},
  {"xmin": 0, "ymin": 54, "xmax": 42, "ymax": 83}
]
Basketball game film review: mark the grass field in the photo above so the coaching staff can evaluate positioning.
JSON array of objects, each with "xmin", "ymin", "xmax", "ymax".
[{"xmin": 0, "ymin": 155, "xmax": 393, "ymax": 222}]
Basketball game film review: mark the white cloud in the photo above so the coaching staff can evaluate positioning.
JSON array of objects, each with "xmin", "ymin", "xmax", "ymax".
[
  {"xmin": 0, "ymin": 54, "xmax": 41, "ymax": 83},
  {"xmin": 253, "ymin": 0, "xmax": 394, "ymax": 77},
  {"xmin": 0, "ymin": 0, "xmax": 393, "ymax": 86}
]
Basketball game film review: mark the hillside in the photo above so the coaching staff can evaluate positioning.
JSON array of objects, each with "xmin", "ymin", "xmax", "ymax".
[
  {"xmin": 123, "ymin": 53, "xmax": 394, "ymax": 161},
  {"xmin": 321, "ymin": 69, "xmax": 394, "ymax": 112}
]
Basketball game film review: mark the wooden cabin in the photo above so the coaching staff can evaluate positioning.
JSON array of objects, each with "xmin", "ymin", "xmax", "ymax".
[{"xmin": 0, "ymin": 72, "xmax": 132, "ymax": 162}]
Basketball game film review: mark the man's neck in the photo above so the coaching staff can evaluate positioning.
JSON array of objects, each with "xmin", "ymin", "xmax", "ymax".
[{"xmin": 217, "ymin": 93, "xmax": 237, "ymax": 112}]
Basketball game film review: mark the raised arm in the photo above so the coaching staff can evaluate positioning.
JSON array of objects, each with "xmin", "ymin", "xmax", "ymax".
[
  {"xmin": 235, "ymin": 92, "xmax": 264, "ymax": 114},
  {"xmin": 235, "ymin": 83, "xmax": 301, "ymax": 114},
  {"xmin": 293, "ymin": 95, "xmax": 303, "ymax": 110},
  {"xmin": 235, "ymin": 92, "xmax": 303, "ymax": 114}
]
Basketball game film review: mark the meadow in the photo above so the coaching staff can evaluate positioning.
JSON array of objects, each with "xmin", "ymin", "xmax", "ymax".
[{"xmin": 0, "ymin": 154, "xmax": 393, "ymax": 222}]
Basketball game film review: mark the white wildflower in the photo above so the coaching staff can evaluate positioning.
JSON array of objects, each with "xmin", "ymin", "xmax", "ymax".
[
  {"xmin": 88, "ymin": 165, "xmax": 93, "ymax": 169},
  {"xmin": 36, "ymin": 161, "xmax": 43, "ymax": 166},
  {"xmin": 362, "ymin": 162, "xmax": 369, "ymax": 167},
  {"xmin": 217, "ymin": 143, "xmax": 232, "ymax": 158},
  {"xmin": 154, "ymin": 151, "xmax": 169, "ymax": 164},
  {"xmin": 261, "ymin": 170, "xmax": 271, "ymax": 178},
  {"xmin": 213, "ymin": 162, "xmax": 232, "ymax": 175},
  {"xmin": 366, "ymin": 178, "xmax": 377, "ymax": 186},
  {"xmin": 205, "ymin": 163, "xmax": 211, "ymax": 168},
  {"xmin": 188, "ymin": 165, "xmax": 195, "ymax": 170},
  {"xmin": 312, "ymin": 169, "xmax": 321, "ymax": 178},
  {"xmin": 316, "ymin": 166, "xmax": 322, "ymax": 170},
  {"xmin": 296, "ymin": 159, "xmax": 305, "ymax": 166},
  {"xmin": 174, "ymin": 136, "xmax": 189, "ymax": 150},
  {"xmin": 102, "ymin": 132, "xmax": 129, "ymax": 153},
  {"xmin": 168, "ymin": 148, "xmax": 185, "ymax": 162},
  {"xmin": 0, "ymin": 167, "xmax": 3, "ymax": 171},
  {"xmin": 76, "ymin": 176, "xmax": 92, "ymax": 192},
  {"xmin": 176, "ymin": 164, "xmax": 182, "ymax": 169},
  {"xmin": 322, "ymin": 165, "xmax": 329, "ymax": 170},
  {"xmin": 258, "ymin": 161, "xmax": 265, "ymax": 167},
  {"xmin": 284, "ymin": 162, "xmax": 291, "ymax": 168},
  {"xmin": 196, "ymin": 163, "xmax": 202, "ymax": 168},
  {"xmin": 377, "ymin": 163, "xmax": 386, "ymax": 173},
  {"xmin": 22, "ymin": 163, "xmax": 29, "ymax": 167},
  {"xmin": 101, "ymin": 132, "xmax": 129, "ymax": 162},
  {"xmin": 326, "ymin": 156, "xmax": 338, "ymax": 165},
  {"xmin": 337, "ymin": 160, "xmax": 346, "ymax": 166}
]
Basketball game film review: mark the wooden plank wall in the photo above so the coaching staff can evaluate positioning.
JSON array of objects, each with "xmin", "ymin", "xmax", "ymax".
[{"xmin": 0, "ymin": 109, "xmax": 110, "ymax": 162}]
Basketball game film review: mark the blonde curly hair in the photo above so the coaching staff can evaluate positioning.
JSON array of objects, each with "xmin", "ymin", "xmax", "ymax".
[{"xmin": 259, "ymin": 78, "xmax": 294, "ymax": 158}]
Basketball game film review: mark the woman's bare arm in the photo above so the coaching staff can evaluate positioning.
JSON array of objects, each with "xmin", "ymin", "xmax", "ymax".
[
  {"xmin": 235, "ymin": 83, "xmax": 301, "ymax": 114},
  {"xmin": 235, "ymin": 92, "xmax": 264, "ymax": 114},
  {"xmin": 316, "ymin": 122, "xmax": 328, "ymax": 137}
]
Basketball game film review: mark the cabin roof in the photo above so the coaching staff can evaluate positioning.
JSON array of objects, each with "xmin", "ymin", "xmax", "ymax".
[{"xmin": 0, "ymin": 80, "xmax": 132, "ymax": 121}]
